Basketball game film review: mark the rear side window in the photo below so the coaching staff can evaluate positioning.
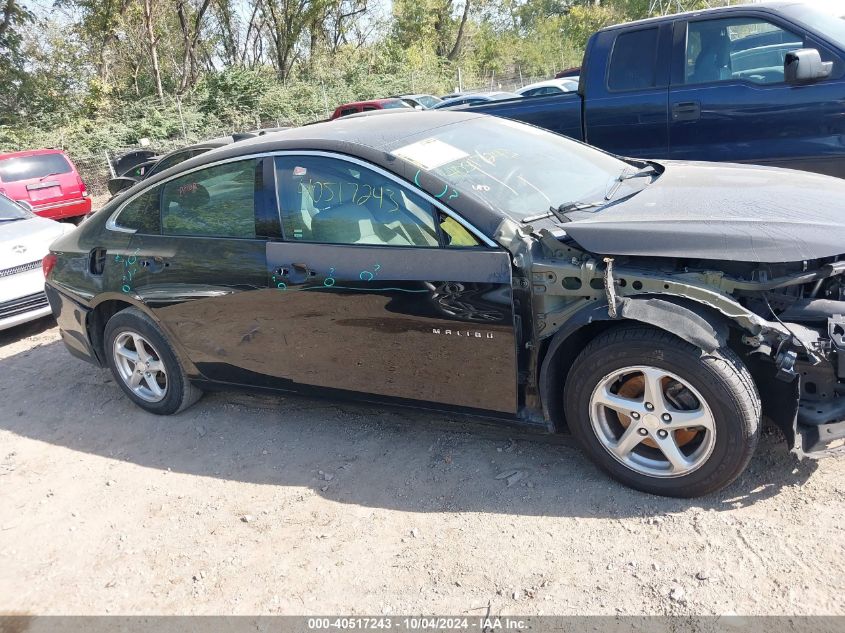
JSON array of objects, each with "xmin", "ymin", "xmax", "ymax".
[
  {"xmin": 608, "ymin": 28, "xmax": 659, "ymax": 91},
  {"xmin": 0, "ymin": 154, "xmax": 72, "ymax": 183},
  {"xmin": 117, "ymin": 187, "xmax": 162, "ymax": 234},
  {"xmin": 161, "ymin": 159, "xmax": 259, "ymax": 238}
]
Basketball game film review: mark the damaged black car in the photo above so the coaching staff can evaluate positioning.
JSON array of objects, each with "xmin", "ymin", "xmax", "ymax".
[{"xmin": 44, "ymin": 111, "xmax": 845, "ymax": 497}]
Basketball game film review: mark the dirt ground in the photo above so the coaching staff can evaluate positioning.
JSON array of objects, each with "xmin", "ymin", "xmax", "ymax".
[{"xmin": 1, "ymin": 317, "xmax": 844, "ymax": 616}]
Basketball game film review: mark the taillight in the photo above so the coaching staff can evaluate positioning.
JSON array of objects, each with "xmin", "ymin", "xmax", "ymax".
[
  {"xmin": 80, "ymin": 179, "xmax": 89, "ymax": 198},
  {"xmin": 42, "ymin": 253, "xmax": 57, "ymax": 278}
]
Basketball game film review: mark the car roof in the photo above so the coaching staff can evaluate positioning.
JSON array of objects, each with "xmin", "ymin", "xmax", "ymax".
[
  {"xmin": 336, "ymin": 98, "xmax": 405, "ymax": 109},
  {"xmin": 0, "ymin": 148, "xmax": 70, "ymax": 160},
  {"xmin": 437, "ymin": 93, "xmax": 496, "ymax": 107},
  {"xmin": 202, "ymin": 111, "xmax": 481, "ymax": 158},
  {"xmin": 518, "ymin": 78, "xmax": 578, "ymax": 92},
  {"xmin": 107, "ymin": 111, "xmax": 511, "ymax": 237},
  {"xmin": 598, "ymin": 1, "xmax": 799, "ymax": 31}
]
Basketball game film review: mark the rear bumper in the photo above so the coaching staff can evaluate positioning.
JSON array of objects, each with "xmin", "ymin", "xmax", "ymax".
[
  {"xmin": 44, "ymin": 283, "xmax": 100, "ymax": 365},
  {"xmin": 32, "ymin": 197, "xmax": 92, "ymax": 220}
]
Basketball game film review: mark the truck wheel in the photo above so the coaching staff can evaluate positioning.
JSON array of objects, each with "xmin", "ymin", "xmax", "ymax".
[
  {"xmin": 563, "ymin": 326, "xmax": 760, "ymax": 497},
  {"xmin": 104, "ymin": 307, "xmax": 202, "ymax": 415}
]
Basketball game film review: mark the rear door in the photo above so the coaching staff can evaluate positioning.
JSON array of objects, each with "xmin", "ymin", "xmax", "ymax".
[
  {"xmin": 668, "ymin": 12, "xmax": 845, "ymax": 177},
  {"xmin": 115, "ymin": 157, "xmax": 282, "ymax": 381},
  {"xmin": 262, "ymin": 152, "xmax": 519, "ymax": 413},
  {"xmin": 583, "ymin": 23, "xmax": 673, "ymax": 158}
]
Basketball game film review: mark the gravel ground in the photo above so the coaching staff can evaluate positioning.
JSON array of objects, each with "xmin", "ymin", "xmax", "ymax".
[{"xmin": 1, "ymin": 317, "xmax": 844, "ymax": 616}]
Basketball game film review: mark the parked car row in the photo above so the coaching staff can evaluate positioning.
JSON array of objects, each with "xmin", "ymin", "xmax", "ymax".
[{"xmin": 328, "ymin": 79, "xmax": 578, "ymax": 120}]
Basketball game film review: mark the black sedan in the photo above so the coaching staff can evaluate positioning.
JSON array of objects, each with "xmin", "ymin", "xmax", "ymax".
[{"xmin": 46, "ymin": 111, "xmax": 845, "ymax": 497}]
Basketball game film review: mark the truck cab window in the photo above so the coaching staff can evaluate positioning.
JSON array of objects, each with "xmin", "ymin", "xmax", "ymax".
[
  {"xmin": 685, "ymin": 17, "xmax": 803, "ymax": 85},
  {"xmin": 608, "ymin": 28, "xmax": 659, "ymax": 91}
]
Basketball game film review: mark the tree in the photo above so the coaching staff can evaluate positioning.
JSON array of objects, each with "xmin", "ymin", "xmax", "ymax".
[
  {"xmin": 141, "ymin": 0, "xmax": 165, "ymax": 101},
  {"xmin": 176, "ymin": 0, "xmax": 213, "ymax": 92}
]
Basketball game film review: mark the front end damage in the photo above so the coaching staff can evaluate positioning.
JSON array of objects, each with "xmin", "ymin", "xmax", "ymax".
[{"xmin": 499, "ymin": 222, "xmax": 845, "ymax": 459}]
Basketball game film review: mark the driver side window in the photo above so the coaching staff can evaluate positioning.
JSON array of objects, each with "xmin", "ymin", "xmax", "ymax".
[
  {"xmin": 274, "ymin": 156, "xmax": 441, "ymax": 248},
  {"xmin": 685, "ymin": 17, "xmax": 803, "ymax": 85}
]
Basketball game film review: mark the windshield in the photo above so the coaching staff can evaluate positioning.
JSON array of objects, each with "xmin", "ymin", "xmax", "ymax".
[
  {"xmin": 781, "ymin": 4, "xmax": 845, "ymax": 46},
  {"xmin": 382, "ymin": 100, "xmax": 411, "ymax": 110},
  {"xmin": 0, "ymin": 195, "xmax": 31, "ymax": 220},
  {"xmin": 389, "ymin": 117, "xmax": 633, "ymax": 219},
  {"xmin": 0, "ymin": 153, "xmax": 72, "ymax": 183},
  {"xmin": 417, "ymin": 95, "xmax": 441, "ymax": 108}
]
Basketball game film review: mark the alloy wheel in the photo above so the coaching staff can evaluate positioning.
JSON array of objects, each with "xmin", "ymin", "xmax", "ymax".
[
  {"xmin": 112, "ymin": 330, "xmax": 168, "ymax": 403},
  {"xmin": 588, "ymin": 365, "xmax": 717, "ymax": 478}
]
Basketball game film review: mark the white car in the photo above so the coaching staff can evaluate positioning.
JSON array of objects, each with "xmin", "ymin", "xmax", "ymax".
[
  {"xmin": 516, "ymin": 78, "xmax": 579, "ymax": 97},
  {"xmin": 0, "ymin": 195, "xmax": 72, "ymax": 331}
]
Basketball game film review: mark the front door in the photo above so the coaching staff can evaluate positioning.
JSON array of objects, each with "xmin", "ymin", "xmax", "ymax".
[
  {"xmin": 668, "ymin": 13, "xmax": 845, "ymax": 177},
  {"xmin": 261, "ymin": 153, "xmax": 519, "ymax": 413}
]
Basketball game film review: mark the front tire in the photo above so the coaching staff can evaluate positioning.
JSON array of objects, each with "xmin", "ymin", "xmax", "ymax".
[
  {"xmin": 104, "ymin": 307, "xmax": 202, "ymax": 415},
  {"xmin": 564, "ymin": 326, "xmax": 760, "ymax": 497}
]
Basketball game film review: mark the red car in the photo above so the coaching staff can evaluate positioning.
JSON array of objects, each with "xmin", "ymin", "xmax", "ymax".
[
  {"xmin": 330, "ymin": 98, "xmax": 411, "ymax": 120},
  {"xmin": 0, "ymin": 149, "xmax": 92, "ymax": 222}
]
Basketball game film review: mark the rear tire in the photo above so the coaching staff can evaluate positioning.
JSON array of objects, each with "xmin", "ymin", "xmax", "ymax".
[
  {"xmin": 104, "ymin": 307, "xmax": 202, "ymax": 415},
  {"xmin": 563, "ymin": 325, "xmax": 760, "ymax": 497}
]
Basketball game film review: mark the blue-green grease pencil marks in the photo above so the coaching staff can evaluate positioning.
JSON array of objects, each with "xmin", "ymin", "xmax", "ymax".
[
  {"xmin": 115, "ymin": 248, "xmax": 140, "ymax": 294},
  {"xmin": 273, "ymin": 263, "xmax": 427, "ymax": 293},
  {"xmin": 414, "ymin": 169, "xmax": 459, "ymax": 201}
]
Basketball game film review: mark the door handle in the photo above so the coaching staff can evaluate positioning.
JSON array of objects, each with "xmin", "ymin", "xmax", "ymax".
[
  {"xmin": 275, "ymin": 262, "xmax": 315, "ymax": 285},
  {"xmin": 672, "ymin": 101, "xmax": 701, "ymax": 122},
  {"xmin": 140, "ymin": 256, "xmax": 168, "ymax": 272}
]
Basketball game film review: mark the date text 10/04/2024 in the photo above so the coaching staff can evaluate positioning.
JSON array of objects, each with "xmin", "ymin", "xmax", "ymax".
[{"xmin": 306, "ymin": 617, "xmax": 527, "ymax": 630}]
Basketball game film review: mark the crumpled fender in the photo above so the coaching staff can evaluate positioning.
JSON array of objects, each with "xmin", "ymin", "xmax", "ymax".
[
  {"xmin": 538, "ymin": 296, "xmax": 732, "ymax": 430},
  {"xmin": 618, "ymin": 296, "xmax": 729, "ymax": 353}
]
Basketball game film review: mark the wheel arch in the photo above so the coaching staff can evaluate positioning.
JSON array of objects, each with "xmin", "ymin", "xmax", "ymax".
[
  {"xmin": 538, "ymin": 295, "xmax": 747, "ymax": 433},
  {"xmin": 87, "ymin": 296, "xmax": 140, "ymax": 365}
]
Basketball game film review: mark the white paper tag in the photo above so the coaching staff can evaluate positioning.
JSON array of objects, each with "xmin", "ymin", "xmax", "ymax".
[{"xmin": 391, "ymin": 138, "xmax": 470, "ymax": 171}]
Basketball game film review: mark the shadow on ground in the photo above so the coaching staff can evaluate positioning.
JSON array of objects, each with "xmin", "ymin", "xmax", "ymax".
[{"xmin": 0, "ymin": 322, "xmax": 818, "ymax": 519}]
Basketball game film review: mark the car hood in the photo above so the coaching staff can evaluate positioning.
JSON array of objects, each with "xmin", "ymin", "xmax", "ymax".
[
  {"xmin": 561, "ymin": 161, "xmax": 845, "ymax": 263},
  {"xmin": 0, "ymin": 215, "xmax": 69, "ymax": 268}
]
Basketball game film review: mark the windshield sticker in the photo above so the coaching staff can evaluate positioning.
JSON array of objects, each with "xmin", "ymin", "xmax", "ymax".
[{"xmin": 392, "ymin": 139, "xmax": 469, "ymax": 170}]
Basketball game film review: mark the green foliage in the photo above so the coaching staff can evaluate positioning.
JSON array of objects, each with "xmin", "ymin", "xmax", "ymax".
[
  {"xmin": 2, "ymin": 0, "xmax": 742, "ymax": 159},
  {"xmin": 197, "ymin": 67, "xmax": 274, "ymax": 122}
]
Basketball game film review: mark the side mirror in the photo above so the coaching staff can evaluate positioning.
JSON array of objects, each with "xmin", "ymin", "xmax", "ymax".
[{"xmin": 785, "ymin": 48, "xmax": 833, "ymax": 84}]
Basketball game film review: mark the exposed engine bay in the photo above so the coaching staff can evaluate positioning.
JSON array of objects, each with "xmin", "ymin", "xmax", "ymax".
[{"xmin": 497, "ymin": 220, "xmax": 845, "ymax": 460}]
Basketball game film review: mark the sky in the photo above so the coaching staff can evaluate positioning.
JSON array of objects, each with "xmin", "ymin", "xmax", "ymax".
[{"xmin": 791, "ymin": 0, "xmax": 845, "ymax": 15}]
